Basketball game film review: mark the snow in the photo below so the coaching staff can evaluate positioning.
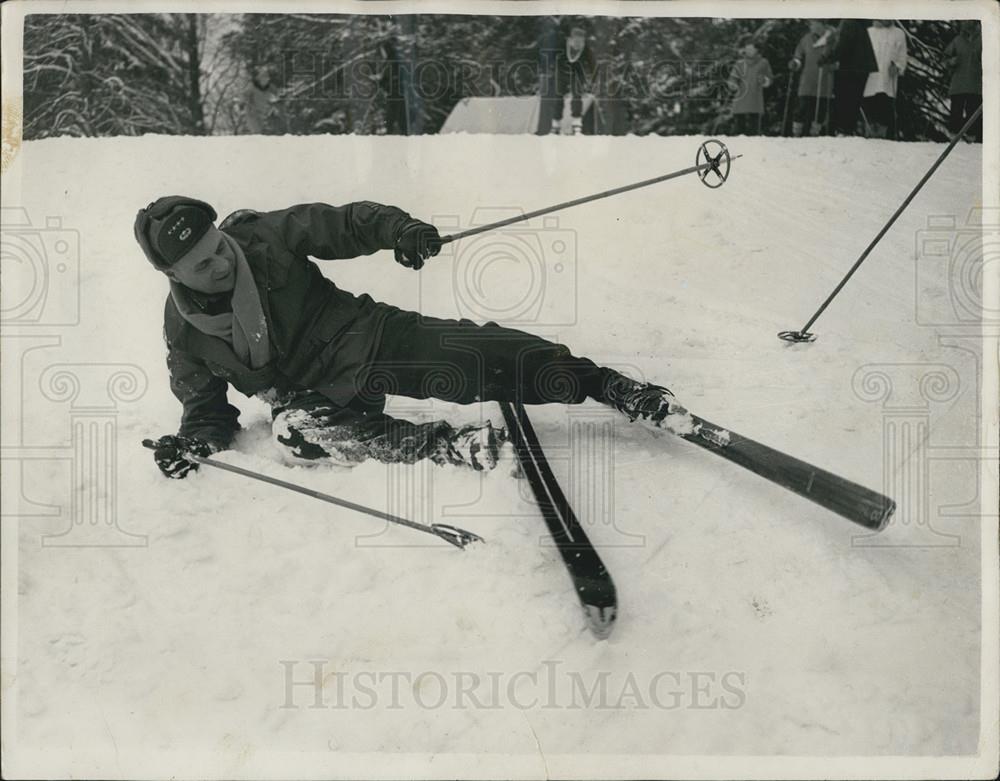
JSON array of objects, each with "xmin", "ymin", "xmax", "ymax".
[{"xmin": 2, "ymin": 132, "xmax": 991, "ymax": 777}]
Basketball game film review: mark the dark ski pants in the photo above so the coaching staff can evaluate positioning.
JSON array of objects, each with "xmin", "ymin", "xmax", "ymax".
[
  {"xmin": 795, "ymin": 95, "xmax": 830, "ymax": 130},
  {"xmin": 272, "ymin": 391, "xmax": 462, "ymax": 467},
  {"xmin": 832, "ymin": 72, "xmax": 867, "ymax": 135},
  {"xmin": 949, "ymin": 93, "xmax": 982, "ymax": 142},
  {"xmin": 862, "ymin": 93, "xmax": 896, "ymax": 138},
  {"xmin": 272, "ymin": 310, "xmax": 606, "ymax": 466},
  {"xmin": 551, "ymin": 59, "xmax": 590, "ymax": 120},
  {"xmin": 731, "ymin": 112, "xmax": 763, "ymax": 136}
]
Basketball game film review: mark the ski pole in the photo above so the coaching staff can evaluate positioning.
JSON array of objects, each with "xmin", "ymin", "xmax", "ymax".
[
  {"xmin": 779, "ymin": 102, "xmax": 984, "ymax": 343},
  {"xmin": 141, "ymin": 440, "xmax": 483, "ymax": 549},
  {"xmin": 439, "ymin": 139, "xmax": 740, "ymax": 245},
  {"xmin": 859, "ymin": 105, "xmax": 873, "ymax": 137},
  {"xmin": 821, "ymin": 84, "xmax": 831, "ymax": 134},
  {"xmin": 781, "ymin": 70, "xmax": 795, "ymax": 136},
  {"xmin": 811, "ymin": 67, "xmax": 824, "ymax": 135}
]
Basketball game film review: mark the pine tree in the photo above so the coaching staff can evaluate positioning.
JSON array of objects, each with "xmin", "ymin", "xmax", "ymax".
[{"xmin": 22, "ymin": 12, "xmax": 970, "ymax": 141}]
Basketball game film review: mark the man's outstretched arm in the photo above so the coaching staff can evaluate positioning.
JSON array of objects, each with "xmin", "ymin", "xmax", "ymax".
[
  {"xmin": 260, "ymin": 201, "xmax": 441, "ymax": 270},
  {"xmin": 263, "ymin": 201, "xmax": 409, "ymax": 259}
]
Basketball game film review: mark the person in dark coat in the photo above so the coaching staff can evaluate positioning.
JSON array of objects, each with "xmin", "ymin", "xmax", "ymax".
[
  {"xmin": 548, "ymin": 22, "xmax": 597, "ymax": 135},
  {"xmin": 821, "ymin": 19, "xmax": 878, "ymax": 136},
  {"xmin": 135, "ymin": 198, "xmax": 689, "ymax": 477},
  {"xmin": 944, "ymin": 21, "xmax": 983, "ymax": 142}
]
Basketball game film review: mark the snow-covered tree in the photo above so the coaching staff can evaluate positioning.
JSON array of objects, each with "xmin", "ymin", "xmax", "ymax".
[
  {"xmin": 24, "ymin": 14, "xmax": 207, "ymax": 137},
  {"xmin": 22, "ymin": 13, "xmax": 966, "ymax": 140}
]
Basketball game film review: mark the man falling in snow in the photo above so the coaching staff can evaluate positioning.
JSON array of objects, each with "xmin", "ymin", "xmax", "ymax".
[{"xmin": 136, "ymin": 197, "xmax": 688, "ymax": 478}]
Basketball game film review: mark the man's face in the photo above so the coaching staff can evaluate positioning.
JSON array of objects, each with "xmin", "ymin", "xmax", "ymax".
[
  {"xmin": 809, "ymin": 20, "xmax": 825, "ymax": 36},
  {"xmin": 167, "ymin": 225, "xmax": 237, "ymax": 294},
  {"xmin": 568, "ymin": 29, "xmax": 586, "ymax": 53}
]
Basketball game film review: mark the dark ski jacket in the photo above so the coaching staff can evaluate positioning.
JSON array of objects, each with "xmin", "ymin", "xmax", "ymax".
[
  {"xmin": 944, "ymin": 32, "xmax": 982, "ymax": 95},
  {"xmin": 553, "ymin": 44, "xmax": 597, "ymax": 98},
  {"xmin": 164, "ymin": 201, "xmax": 411, "ymax": 450},
  {"xmin": 822, "ymin": 20, "xmax": 878, "ymax": 75}
]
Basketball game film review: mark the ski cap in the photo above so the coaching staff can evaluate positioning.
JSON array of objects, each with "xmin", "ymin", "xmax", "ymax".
[{"xmin": 134, "ymin": 195, "xmax": 218, "ymax": 270}]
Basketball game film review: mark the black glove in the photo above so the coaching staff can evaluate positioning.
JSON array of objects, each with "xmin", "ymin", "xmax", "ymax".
[
  {"xmin": 148, "ymin": 435, "xmax": 214, "ymax": 479},
  {"xmin": 393, "ymin": 219, "xmax": 442, "ymax": 270}
]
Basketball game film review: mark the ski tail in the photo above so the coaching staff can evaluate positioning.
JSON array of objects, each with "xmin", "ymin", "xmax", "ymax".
[
  {"xmin": 501, "ymin": 401, "xmax": 617, "ymax": 640},
  {"xmin": 681, "ymin": 415, "xmax": 895, "ymax": 531}
]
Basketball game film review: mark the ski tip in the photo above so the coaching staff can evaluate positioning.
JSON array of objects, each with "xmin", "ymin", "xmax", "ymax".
[
  {"xmin": 870, "ymin": 498, "xmax": 897, "ymax": 532},
  {"xmin": 584, "ymin": 605, "xmax": 617, "ymax": 641}
]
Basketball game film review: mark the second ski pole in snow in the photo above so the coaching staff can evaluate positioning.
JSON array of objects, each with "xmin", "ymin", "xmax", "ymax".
[{"xmin": 779, "ymin": 103, "xmax": 984, "ymax": 343}]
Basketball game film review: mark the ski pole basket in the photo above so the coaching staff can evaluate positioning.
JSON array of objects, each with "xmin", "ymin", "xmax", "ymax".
[
  {"xmin": 696, "ymin": 139, "xmax": 732, "ymax": 189},
  {"xmin": 778, "ymin": 330, "xmax": 817, "ymax": 343}
]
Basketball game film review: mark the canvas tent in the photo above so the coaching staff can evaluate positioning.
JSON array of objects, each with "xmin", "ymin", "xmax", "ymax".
[
  {"xmin": 440, "ymin": 95, "xmax": 611, "ymax": 135},
  {"xmin": 440, "ymin": 96, "xmax": 545, "ymax": 134}
]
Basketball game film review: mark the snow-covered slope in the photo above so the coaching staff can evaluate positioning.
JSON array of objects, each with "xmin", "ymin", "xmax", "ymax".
[{"xmin": 2, "ymin": 133, "xmax": 988, "ymax": 776}]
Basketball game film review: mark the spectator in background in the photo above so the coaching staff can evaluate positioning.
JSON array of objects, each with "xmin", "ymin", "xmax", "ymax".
[
  {"xmin": 728, "ymin": 41, "xmax": 773, "ymax": 135},
  {"xmin": 944, "ymin": 20, "xmax": 983, "ymax": 142},
  {"xmin": 789, "ymin": 20, "xmax": 835, "ymax": 136},
  {"xmin": 550, "ymin": 22, "xmax": 597, "ymax": 135},
  {"xmin": 244, "ymin": 65, "xmax": 281, "ymax": 135},
  {"xmin": 822, "ymin": 19, "xmax": 877, "ymax": 136},
  {"xmin": 863, "ymin": 20, "xmax": 907, "ymax": 139}
]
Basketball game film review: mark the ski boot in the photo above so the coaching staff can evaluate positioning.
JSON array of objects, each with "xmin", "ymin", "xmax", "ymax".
[
  {"xmin": 571, "ymin": 117, "xmax": 584, "ymax": 135},
  {"xmin": 598, "ymin": 370, "xmax": 694, "ymax": 435},
  {"xmin": 433, "ymin": 421, "xmax": 505, "ymax": 471}
]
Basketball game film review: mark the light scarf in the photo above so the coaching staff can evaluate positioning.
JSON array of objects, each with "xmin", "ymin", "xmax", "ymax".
[{"xmin": 169, "ymin": 235, "xmax": 272, "ymax": 370}]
